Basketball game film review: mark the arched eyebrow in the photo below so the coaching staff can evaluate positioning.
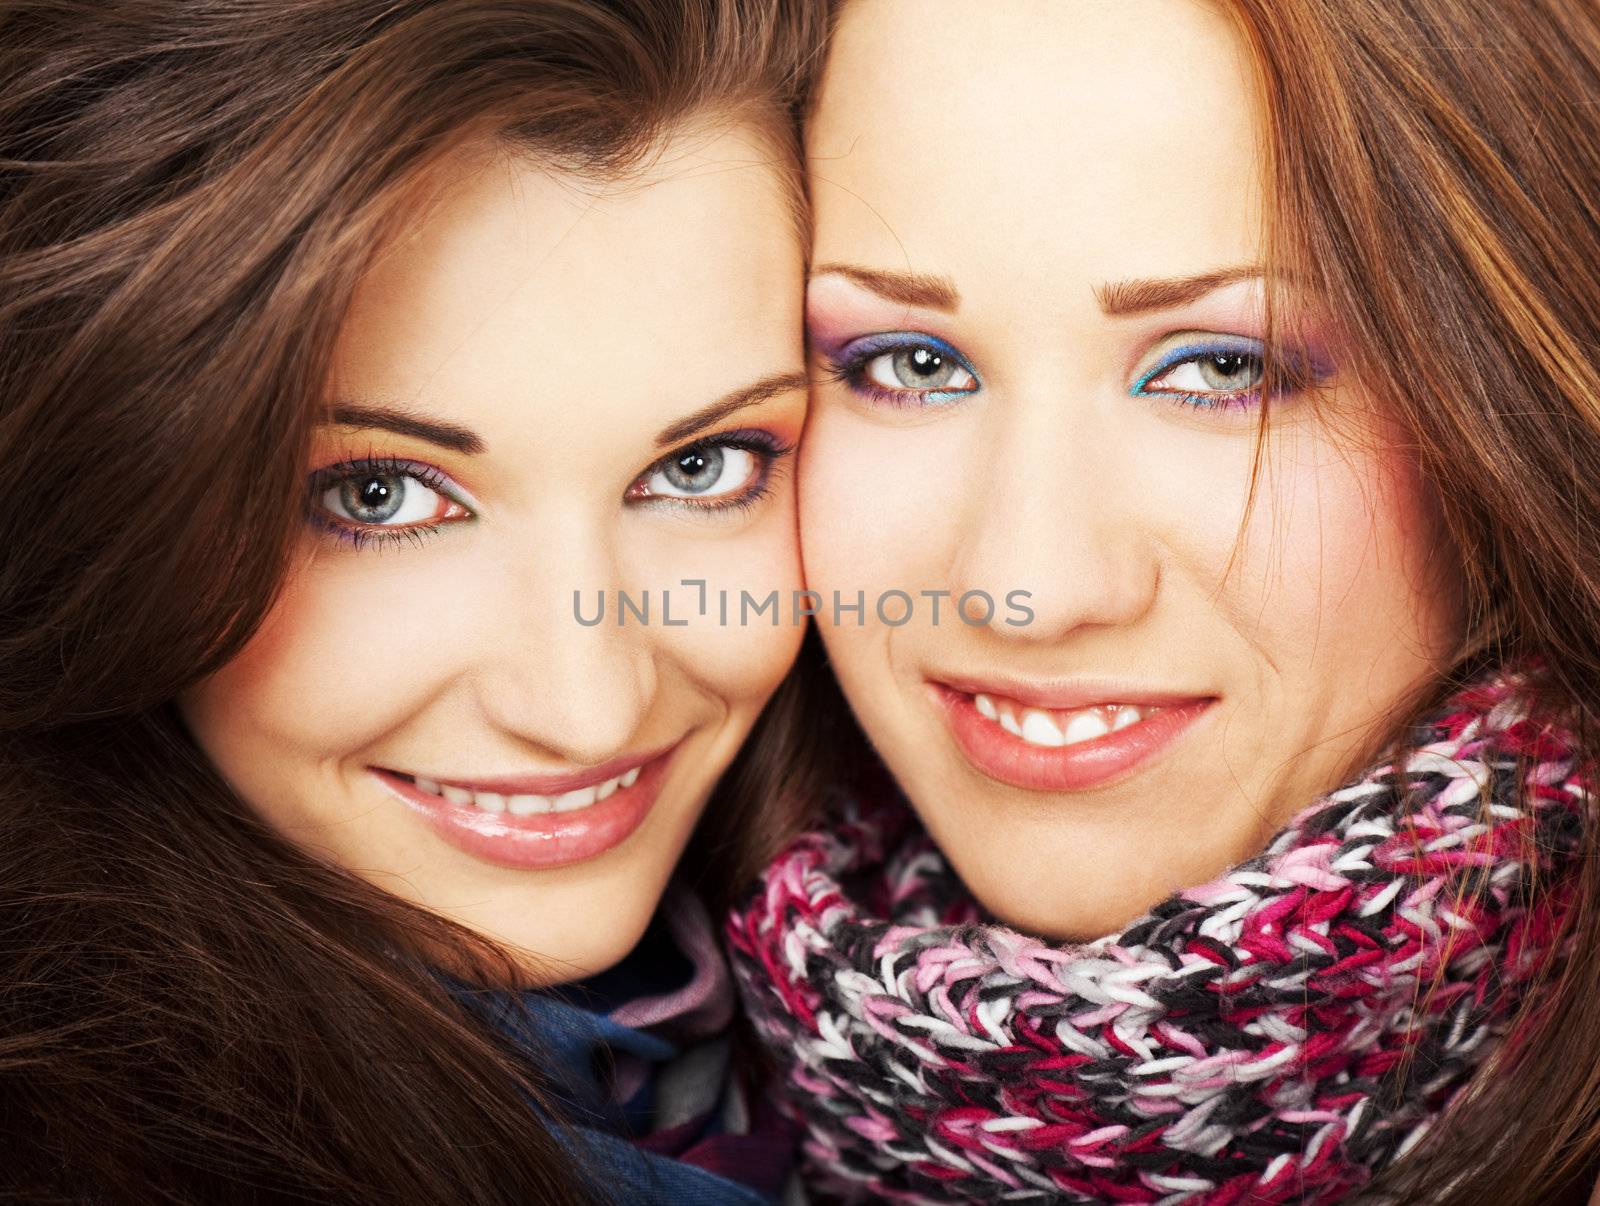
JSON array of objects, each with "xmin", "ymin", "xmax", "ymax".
[
  {"xmin": 654, "ymin": 370, "xmax": 808, "ymax": 447},
  {"xmin": 811, "ymin": 263, "xmax": 960, "ymax": 312},
  {"xmin": 321, "ymin": 374, "xmax": 806, "ymax": 458},
  {"xmin": 324, "ymin": 403, "xmax": 483, "ymax": 454},
  {"xmin": 1096, "ymin": 267, "xmax": 1263, "ymax": 316},
  {"xmin": 814, "ymin": 263, "xmax": 1267, "ymax": 319}
]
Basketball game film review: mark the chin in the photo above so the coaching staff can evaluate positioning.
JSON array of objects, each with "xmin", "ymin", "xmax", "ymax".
[
  {"xmin": 974, "ymin": 881, "xmax": 1153, "ymax": 944},
  {"xmin": 460, "ymin": 849, "xmax": 686, "ymax": 986},
  {"xmin": 502, "ymin": 908, "xmax": 655, "ymax": 987}
]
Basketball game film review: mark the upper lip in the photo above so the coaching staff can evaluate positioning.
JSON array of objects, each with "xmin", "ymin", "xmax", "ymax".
[
  {"xmin": 930, "ymin": 673, "xmax": 1215, "ymax": 712},
  {"xmin": 380, "ymin": 740, "xmax": 677, "ymax": 796}
]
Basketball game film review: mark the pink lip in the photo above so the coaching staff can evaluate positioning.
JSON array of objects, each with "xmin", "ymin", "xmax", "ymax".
[
  {"xmin": 370, "ymin": 743, "xmax": 679, "ymax": 871},
  {"xmin": 930, "ymin": 681, "xmax": 1214, "ymax": 792}
]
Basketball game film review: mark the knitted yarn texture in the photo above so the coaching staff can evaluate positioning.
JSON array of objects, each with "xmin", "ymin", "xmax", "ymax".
[{"xmin": 728, "ymin": 670, "xmax": 1588, "ymax": 1204}]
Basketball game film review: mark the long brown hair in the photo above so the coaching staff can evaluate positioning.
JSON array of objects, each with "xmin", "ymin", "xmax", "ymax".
[
  {"xmin": 729, "ymin": 0, "xmax": 1600, "ymax": 1200},
  {"xmin": 0, "ymin": 2, "xmax": 822, "ymax": 1201},
  {"xmin": 1221, "ymin": 2, "xmax": 1600, "ymax": 1200}
]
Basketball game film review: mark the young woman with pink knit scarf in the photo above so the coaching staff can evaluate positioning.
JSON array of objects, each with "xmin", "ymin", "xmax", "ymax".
[{"xmin": 725, "ymin": 2, "xmax": 1600, "ymax": 1203}]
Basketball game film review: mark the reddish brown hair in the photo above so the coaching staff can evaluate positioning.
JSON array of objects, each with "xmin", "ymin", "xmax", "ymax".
[
  {"xmin": 0, "ymin": 1, "xmax": 822, "ymax": 1201},
  {"xmin": 1223, "ymin": 2, "xmax": 1600, "ymax": 1199}
]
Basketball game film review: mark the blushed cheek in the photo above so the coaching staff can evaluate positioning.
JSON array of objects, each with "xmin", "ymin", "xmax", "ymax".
[
  {"xmin": 798, "ymin": 406, "xmax": 957, "ymax": 614},
  {"xmin": 180, "ymin": 549, "xmax": 467, "ymax": 816},
  {"xmin": 1234, "ymin": 429, "xmax": 1447, "ymax": 672}
]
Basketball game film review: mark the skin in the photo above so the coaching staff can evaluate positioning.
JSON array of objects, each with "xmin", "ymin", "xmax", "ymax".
[
  {"xmin": 800, "ymin": 0, "xmax": 1462, "ymax": 939},
  {"xmin": 182, "ymin": 122, "xmax": 806, "ymax": 984}
]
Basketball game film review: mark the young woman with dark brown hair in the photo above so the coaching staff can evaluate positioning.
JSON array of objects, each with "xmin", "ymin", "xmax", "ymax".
[
  {"xmin": 727, "ymin": 1, "xmax": 1600, "ymax": 1202},
  {"xmin": 0, "ymin": 2, "xmax": 824, "ymax": 1202}
]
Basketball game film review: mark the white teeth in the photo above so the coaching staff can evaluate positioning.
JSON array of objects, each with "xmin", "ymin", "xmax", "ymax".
[
  {"xmin": 553, "ymin": 786, "xmax": 598, "ymax": 812},
  {"xmin": 594, "ymin": 762, "xmax": 644, "ymax": 801},
  {"xmin": 971, "ymin": 692, "xmax": 1154, "ymax": 747},
  {"xmin": 1063, "ymin": 711, "xmax": 1111, "ymax": 745},
  {"xmin": 1020, "ymin": 709, "xmax": 1066, "ymax": 747},
  {"xmin": 415, "ymin": 757, "xmax": 650, "ymax": 818}
]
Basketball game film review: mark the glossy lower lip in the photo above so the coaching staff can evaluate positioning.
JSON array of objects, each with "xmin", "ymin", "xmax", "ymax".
[
  {"xmin": 370, "ymin": 744, "xmax": 678, "ymax": 871},
  {"xmin": 931, "ymin": 683, "xmax": 1213, "ymax": 792}
]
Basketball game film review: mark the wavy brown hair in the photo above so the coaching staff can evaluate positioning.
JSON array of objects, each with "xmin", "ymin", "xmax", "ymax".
[
  {"xmin": 1222, "ymin": 2, "xmax": 1600, "ymax": 1201},
  {"xmin": 0, "ymin": 1, "xmax": 822, "ymax": 1202},
  {"xmin": 727, "ymin": 0, "xmax": 1600, "ymax": 1201}
]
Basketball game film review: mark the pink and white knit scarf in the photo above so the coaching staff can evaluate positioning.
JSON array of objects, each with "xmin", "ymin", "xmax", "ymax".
[{"xmin": 728, "ymin": 669, "xmax": 1589, "ymax": 1203}]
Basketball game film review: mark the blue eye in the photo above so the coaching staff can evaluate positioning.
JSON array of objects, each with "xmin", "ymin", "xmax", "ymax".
[{"xmin": 825, "ymin": 332, "xmax": 980, "ymax": 407}]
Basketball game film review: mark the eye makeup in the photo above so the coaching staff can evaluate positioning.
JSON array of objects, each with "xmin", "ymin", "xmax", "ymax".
[
  {"xmin": 626, "ymin": 427, "xmax": 794, "ymax": 515},
  {"xmin": 305, "ymin": 454, "xmax": 476, "ymax": 551},
  {"xmin": 1131, "ymin": 332, "xmax": 1333, "ymax": 412},
  {"xmin": 306, "ymin": 424, "xmax": 792, "ymax": 555},
  {"xmin": 819, "ymin": 331, "xmax": 981, "ymax": 408}
]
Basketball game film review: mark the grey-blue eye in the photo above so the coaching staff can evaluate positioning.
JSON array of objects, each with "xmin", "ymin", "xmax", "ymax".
[
  {"xmin": 1162, "ymin": 350, "xmax": 1263, "ymax": 394},
  {"xmin": 663, "ymin": 446, "xmax": 728, "ymax": 494},
  {"xmin": 826, "ymin": 331, "xmax": 981, "ymax": 407},
  {"xmin": 336, "ymin": 474, "xmax": 406, "ymax": 523},
  {"xmin": 864, "ymin": 344, "xmax": 976, "ymax": 394},
  {"xmin": 625, "ymin": 429, "xmax": 791, "ymax": 512},
  {"xmin": 318, "ymin": 470, "xmax": 458, "ymax": 527},
  {"xmin": 638, "ymin": 443, "xmax": 761, "ymax": 500},
  {"xmin": 1131, "ymin": 336, "xmax": 1278, "ymax": 412},
  {"xmin": 306, "ymin": 456, "xmax": 475, "ymax": 551}
]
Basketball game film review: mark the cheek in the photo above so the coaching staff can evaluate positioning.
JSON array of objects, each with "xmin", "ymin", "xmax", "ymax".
[
  {"xmin": 1225, "ymin": 425, "xmax": 1448, "ymax": 668},
  {"xmin": 627, "ymin": 495, "xmax": 807, "ymax": 711},
  {"xmin": 798, "ymin": 404, "xmax": 933, "ymax": 706},
  {"xmin": 798, "ymin": 403, "xmax": 962, "ymax": 596},
  {"xmin": 181, "ymin": 549, "xmax": 468, "ymax": 797}
]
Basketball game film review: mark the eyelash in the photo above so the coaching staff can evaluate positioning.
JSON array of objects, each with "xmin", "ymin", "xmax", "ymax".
[
  {"xmin": 305, "ymin": 454, "xmax": 468, "ymax": 551},
  {"xmin": 826, "ymin": 332, "xmax": 1322, "ymax": 414},
  {"xmin": 1131, "ymin": 338, "xmax": 1273, "ymax": 412},
  {"xmin": 629, "ymin": 429, "xmax": 794, "ymax": 514},
  {"xmin": 307, "ymin": 431, "xmax": 794, "ymax": 552},
  {"xmin": 823, "ymin": 332, "xmax": 980, "ymax": 408}
]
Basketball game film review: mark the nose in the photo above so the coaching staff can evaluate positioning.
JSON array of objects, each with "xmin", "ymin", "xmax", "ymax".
[
  {"xmin": 947, "ymin": 387, "xmax": 1159, "ymax": 642},
  {"xmin": 471, "ymin": 512, "xmax": 656, "ymax": 765}
]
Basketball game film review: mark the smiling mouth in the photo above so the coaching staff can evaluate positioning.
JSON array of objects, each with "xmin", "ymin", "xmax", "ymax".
[
  {"xmin": 930, "ymin": 682, "xmax": 1215, "ymax": 792},
  {"xmin": 370, "ymin": 742, "xmax": 682, "ymax": 871},
  {"xmin": 971, "ymin": 692, "xmax": 1163, "ymax": 748},
  {"xmin": 390, "ymin": 762, "xmax": 646, "ymax": 817}
]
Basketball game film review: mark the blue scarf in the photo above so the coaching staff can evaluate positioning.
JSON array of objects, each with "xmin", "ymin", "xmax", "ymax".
[{"xmin": 453, "ymin": 890, "xmax": 793, "ymax": 1205}]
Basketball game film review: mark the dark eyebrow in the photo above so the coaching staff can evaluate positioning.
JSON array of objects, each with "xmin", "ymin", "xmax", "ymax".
[
  {"xmin": 655, "ymin": 370, "xmax": 808, "ymax": 447},
  {"xmin": 811, "ymin": 263, "xmax": 960, "ymax": 312},
  {"xmin": 324, "ymin": 403, "xmax": 485, "ymax": 455},
  {"xmin": 1096, "ymin": 267, "xmax": 1264, "ymax": 317}
]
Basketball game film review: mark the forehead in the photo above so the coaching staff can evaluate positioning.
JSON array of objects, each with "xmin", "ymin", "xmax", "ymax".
[
  {"xmin": 329, "ymin": 124, "xmax": 802, "ymax": 457},
  {"xmin": 809, "ymin": 0, "xmax": 1265, "ymax": 292}
]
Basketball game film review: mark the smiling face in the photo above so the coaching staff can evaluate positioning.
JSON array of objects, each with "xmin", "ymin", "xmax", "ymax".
[
  {"xmin": 181, "ymin": 122, "xmax": 806, "ymax": 983},
  {"xmin": 801, "ymin": 0, "xmax": 1462, "ymax": 939}
]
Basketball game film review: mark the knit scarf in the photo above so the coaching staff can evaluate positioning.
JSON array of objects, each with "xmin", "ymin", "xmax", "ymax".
[{"xmin": 728, "ymin": 669, "xmax": 1589, "ymax": 1204}]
